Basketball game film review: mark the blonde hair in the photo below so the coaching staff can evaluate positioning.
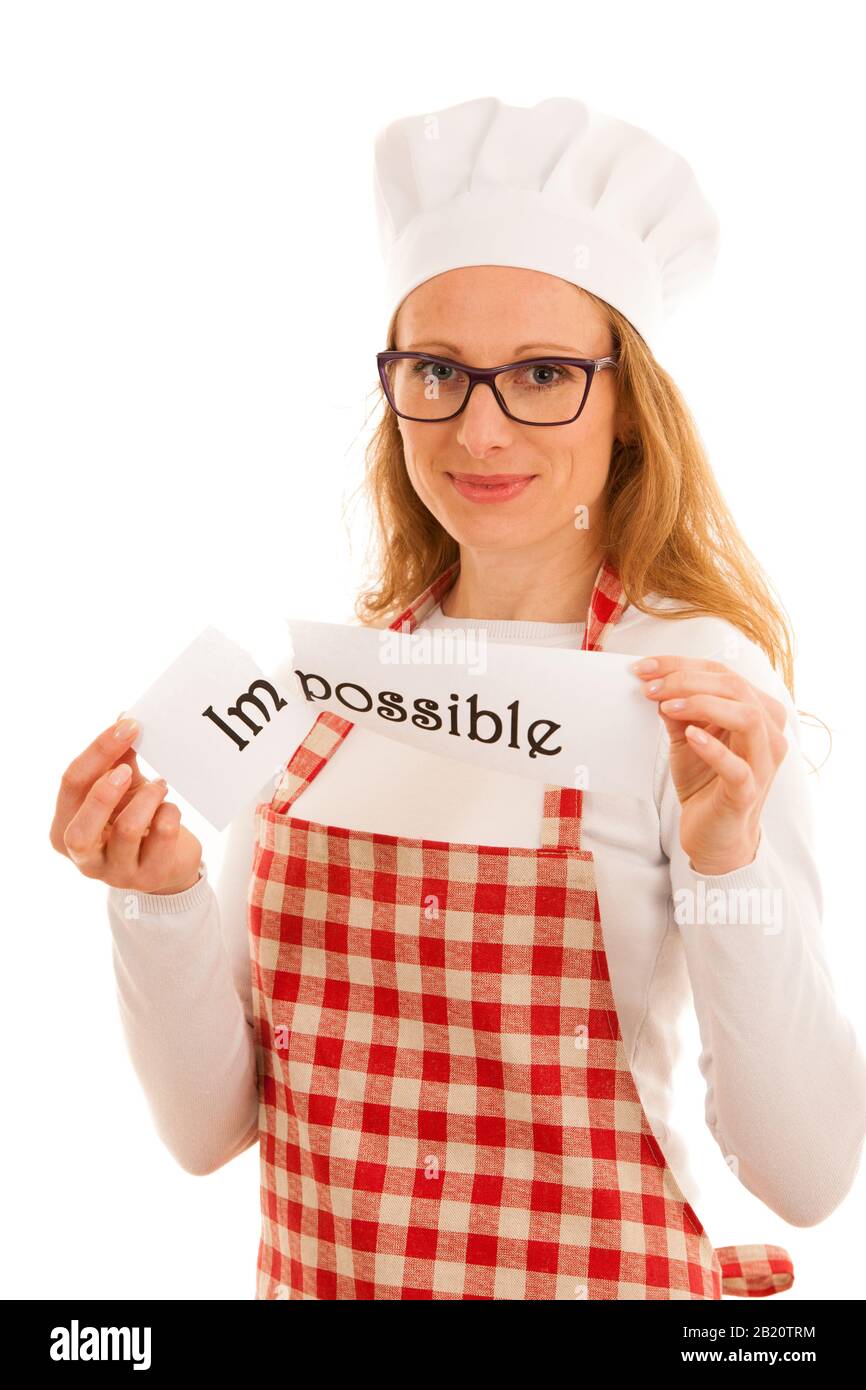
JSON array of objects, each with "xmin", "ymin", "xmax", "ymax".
[{"xmin": 353, "ymin": 292, "xmax": 798, "ymax": 703}]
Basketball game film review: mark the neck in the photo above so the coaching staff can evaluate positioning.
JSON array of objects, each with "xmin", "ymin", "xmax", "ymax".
[{"xmin": 439, "ymin": 539, "xmax": 606, "ymax": 623}]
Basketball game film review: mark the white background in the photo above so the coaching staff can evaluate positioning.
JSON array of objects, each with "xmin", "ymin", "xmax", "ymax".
[{"xmin": 3, "ymin": 0, "xmax": 864, "ymax": 1300}]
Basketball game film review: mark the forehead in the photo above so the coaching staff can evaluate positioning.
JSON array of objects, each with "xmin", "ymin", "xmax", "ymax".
[{"xmin": 395, "ymin": 266, "xmax": 610, "ymax": 354}]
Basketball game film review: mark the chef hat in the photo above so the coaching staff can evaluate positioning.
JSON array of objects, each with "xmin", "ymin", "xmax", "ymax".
[{"xmin": 372, "ymin": 95, "xmax": 720, "ymax": 350}]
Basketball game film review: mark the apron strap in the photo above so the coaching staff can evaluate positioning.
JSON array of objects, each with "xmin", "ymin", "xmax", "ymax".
[
  {"xmin": 541, "ymin": 556, "xmax": 629, "ymax": 849},
  {"xmin": 389, "ymin": 558, "xmax": 462, "ymax": 632},
  {"xmin": 581, "ymin": 555, "xmax": 630, "ymax": 653},
  {"xmin": 271, "ymin": 709, "xmax": 354, "ymax": 813},
  {"xmin": 714, "ymin": 1244, "xmax": 795, "ymax": 1297}
]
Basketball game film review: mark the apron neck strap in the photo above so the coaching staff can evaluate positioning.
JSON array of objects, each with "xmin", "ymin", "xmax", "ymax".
[
  {"xmin": 581, "ymin": 556, "xmax": 629, "ymax": 652},
  {"xmin": 391, "ymin": 554, "xmax": 628, "ymax": 651}
]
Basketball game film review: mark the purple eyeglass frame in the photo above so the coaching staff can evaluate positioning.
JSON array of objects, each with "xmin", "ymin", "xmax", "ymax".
[{"xmin": 376, "ymin": 350, "xmax": 619, "ymax": 426}]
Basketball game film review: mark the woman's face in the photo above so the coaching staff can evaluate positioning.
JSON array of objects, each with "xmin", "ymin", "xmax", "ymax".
[{"xmin": 393, "ymin": 265, "xmax": 622, "ymax": 554}]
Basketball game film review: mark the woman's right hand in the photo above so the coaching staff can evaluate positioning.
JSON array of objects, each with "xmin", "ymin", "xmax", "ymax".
[{"xmin": 49, "ymin": 715, "xmax": 203, "ymax": 895}]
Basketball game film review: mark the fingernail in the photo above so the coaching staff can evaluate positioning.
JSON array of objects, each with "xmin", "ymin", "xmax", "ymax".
[
  {"xmin": 109, "ymin": 763, "xmax": 132, "ymax": 785},
  {"xmin": 152, "ymin": 777, "xmax": 167, "ymax": 790},
  {"xmin": 113, "ymin": 716, "xmax": 139, "ymax": 740},
  {"xmin": 631, "ymin": 658, "xmax": 658, "ymax": 674}
]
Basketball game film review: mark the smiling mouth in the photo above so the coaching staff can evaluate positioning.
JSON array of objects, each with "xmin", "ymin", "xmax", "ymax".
[{"xmin": 445, "ymin": 472, "xmax": 537, "ymax": 503}]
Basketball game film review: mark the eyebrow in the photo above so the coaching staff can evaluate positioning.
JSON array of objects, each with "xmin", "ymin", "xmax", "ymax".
[{"xmin": 402, "ymin": 341, "xmax": 588, "ymax": 357}]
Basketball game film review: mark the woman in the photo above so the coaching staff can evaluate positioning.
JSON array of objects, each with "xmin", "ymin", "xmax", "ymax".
[{"xmin": 51, "ymin": 97, "xmax": 866, "ymax": 1300}]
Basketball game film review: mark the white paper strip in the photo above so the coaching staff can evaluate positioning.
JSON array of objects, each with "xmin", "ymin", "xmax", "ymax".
[
  {"xmin": 124, "ymin": 627, "xmax": 302, "ymax": 831},
  {"xmin": 284, "ymin": 617, "xmax": 660, "ymax": 802}
]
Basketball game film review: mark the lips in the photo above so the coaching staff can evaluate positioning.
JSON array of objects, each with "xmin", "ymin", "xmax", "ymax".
[{"xmin": 446, "ymin": 472, "xmax": 537, "ymax": 503}]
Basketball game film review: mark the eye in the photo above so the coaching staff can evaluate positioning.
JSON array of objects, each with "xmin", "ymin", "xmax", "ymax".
[
  {"xmin": 413, "ymin": 359, "xmax": 454, "ymax": 381},
  {"xmin": 534, "ymin": 364, "xmax": 564, "ymax": 385},
  {"xmin": 514, "ymin": 362, "xmax": 573, "ymax": 390}
]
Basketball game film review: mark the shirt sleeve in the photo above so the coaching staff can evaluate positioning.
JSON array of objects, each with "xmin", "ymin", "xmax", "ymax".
[
  {"xmin": 105, "ymin": 781, "xmax": 270, "ymax": 1176},
  {"xmin": 657, "ymin": 630, "xmax": 866, "ymax": 1226}
]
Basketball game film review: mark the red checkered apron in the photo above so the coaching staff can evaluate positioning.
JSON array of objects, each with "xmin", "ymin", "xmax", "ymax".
[{"xmin": 247, "ymin": 557, "xmax": 794, "ymax": 1300}]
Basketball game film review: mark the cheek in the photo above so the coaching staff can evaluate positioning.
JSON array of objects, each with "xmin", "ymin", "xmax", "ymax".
[
  {"xmin": 545, "ymin": 432, "xmax": 610, "ymax": 496},
  {"xmin": 402, "ymin": 454, "xmax": 448, "ymax": 522},
  {"xmin": 402, "ymin": 449, "xmax": 428, "ymax": 493},
  {"xmin": 401, "ymin": 437, "xmax": 444, "ymax": 496}
]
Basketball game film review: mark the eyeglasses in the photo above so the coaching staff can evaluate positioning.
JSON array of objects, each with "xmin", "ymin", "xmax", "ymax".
[{"xmin": 376, "ymin": 350, "xmax": 618, "ymax": 426}]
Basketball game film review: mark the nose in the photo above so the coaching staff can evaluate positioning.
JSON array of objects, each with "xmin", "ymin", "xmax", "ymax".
[{"xmin": 454, "ymin": 380, "xmax": 515, "ymax": 456}]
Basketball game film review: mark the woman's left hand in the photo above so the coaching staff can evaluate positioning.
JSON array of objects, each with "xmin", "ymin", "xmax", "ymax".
[{"xmin": 632, "ymin": 656, "xmax": 789, "ymax": 875}]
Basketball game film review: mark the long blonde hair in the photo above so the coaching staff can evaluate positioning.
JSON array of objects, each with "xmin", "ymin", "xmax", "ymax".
[{"xmin": 352, "ymin": 291, "xmax": 798, "ymax": 702}]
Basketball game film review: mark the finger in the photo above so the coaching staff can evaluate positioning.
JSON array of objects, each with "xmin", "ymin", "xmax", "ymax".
[
  {"xmin": 664, "ymin": 711, "xmax": 706, "ymax": 767},
  {"xmin": 631, "ymin": 655, "xmax": 732, "ymax": 680},
  {"xmin": 658, "ymin": 708, "xmax": 729, "ymax": 765},
  {"xmin": 639, "ymin": 668, "xmax": 787, "ymax": 731},
  {"xmin": 683, "ymin": 724, "xmax": 756, "ymax": 810},
  {"xmin": 62, "ymin": 760, "xmax": 139, "ymax": 877},
  {"xmin": 659, "ymin": 694, "xmax": 772, "ymax": 776},
  {"xmin": 660, "ymin": 706, "xmax": 726, "ymax": 742},
  {"xmin": 106, "ymin": 749, "xmax": 149, "ymax": 820},
  {"xmin": 103, "ymin": 778, "xmax": 169, "ymax": 884},
  {"xmin": 137, "ymin": 800, "xmax": 182, "ymax": 880},
  {"xmin": 52, "ymin": 716, "xmax": 146, "ymax": 854}
]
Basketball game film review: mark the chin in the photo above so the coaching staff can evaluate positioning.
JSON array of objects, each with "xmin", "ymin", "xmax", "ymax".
[{"xmin": 440, "ymin": 509, "xmax": 541, "ymax": 550}]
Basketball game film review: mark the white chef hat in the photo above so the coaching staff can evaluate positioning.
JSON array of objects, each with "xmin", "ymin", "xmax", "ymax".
[{"xmin": 372, "ymin": 95, "xmax": 720, "ymax": 350}]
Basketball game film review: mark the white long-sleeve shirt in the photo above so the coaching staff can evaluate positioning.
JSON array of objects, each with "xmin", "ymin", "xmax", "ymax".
[{"xmin": 105, "ymin": 595, "xmax": 866, "ymax": 1228}]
